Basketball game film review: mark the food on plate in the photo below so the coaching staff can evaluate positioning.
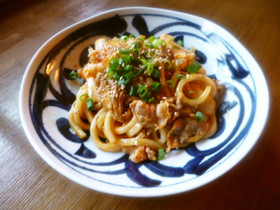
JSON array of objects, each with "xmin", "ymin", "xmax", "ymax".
[{"xmin": 68, "ymin": 34, "xmax": 224, "ymax": 163}]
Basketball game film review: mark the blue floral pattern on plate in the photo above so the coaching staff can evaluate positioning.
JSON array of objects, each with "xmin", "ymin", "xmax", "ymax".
[{"xmin": 21, "ymin": 8, "xmax": 268, "ymax": 197}]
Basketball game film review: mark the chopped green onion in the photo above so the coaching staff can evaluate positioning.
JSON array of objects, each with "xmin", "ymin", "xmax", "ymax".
[
  {"xmin": 140, "ymin": 58, "xmax": 148, "ymax": 65},
  {"xmin": 119, "ymin": 55, "xmax": 131, "ymax": 65},
  {"xmin": 119, "ymin": 49, "xmax": 130, "ymax": 55},
  {"xmin": 119, "ymin": 35, "xmax": 128, "ymax": 41},
  {"xmin": 112, "ymin": 71, "xmax": 120, "ymax": 80},
  {"xmin": 177, "ymin": 39, "xmax": 184, "ymax": 47},
  {"xmin": 69, "ymin": 70, "xmax": 78, "ymax": 80},
  {"xmin": 166, "ymin": 80, "xmax": 175, "ymax": 88},
  {"xmin": 109, "ymin": 57, "xmax": 119, "ymax": 70},
  {"xmin": 146, "ymin": 63, "xmax": 154, "ymax": 76},
  {"xmin": 188, "ymin": 90, "xmax": 196, "ymax": 99},
  {"xmin": 129, "ymin": 85, "xmax": 138, "ymax": 97},
  {"xmin": 86, "ymin": 99, "xmax": 94, "ymax": 111},
  {"xmin": 128, "ymin": 34, "xmax": 134, "ymax": 38},
  {"xmin": 79, "ymin": 94, "xmax": 89, "ymax": 101},
  {"xmin": 138, "ymin": 85, "xmax": 149, "ymax": 97},
  {"xmin": 188, "ymin": 90, "xmax": 196, "ymax": 95},
  {"xmin": 79, "ymin": 94, "xmax": 95, "ymax": 111},
  {"xmin": 137, "ymin": 85, "xmax": 153, "ymax": 103},
  {"xmin": 133, "ymin": 64, "xmax": 147, "ymax": 78},
  {"xmin": 132, "ymin": 49, "xmax": 140, "ymax": 59},
  {"xmin": 145, "ymin": 50, "xmax": 155, "ymax": 58},
  {"xmin": 148, "ymin": 35, "xmax": 156, "ymax": 42},
  {"xmin": 164, "ymin": 60, "xmax": 172, "ymax": 70},
  {"xmin": 118, "ymin": 77, "xmax": 131, "ymax": 86},
  {"xmin": 123, "ymin": 71, "xmax": 135, "ymax": 80},
  {"xmin": 148, "ymin": 97, "xmax": 155, "ymax": 103},
  {"xmin": 195, "ymin": 111, "xmax": 205, "ymax": 123},
  {"xmin": 124, "ymin": 64, "xmax": 133, "ymax": 71},
  {"xmin": 145, "ymin": 43, "xmax": 153, "ymax": 48},
  {"xmin": 157, "ymin": 148, "xmax": 165, "ymax": 160},
  {"xmin": 176, "ymin": 74, "xmax": 185, "ymax": 79},
  {"xmin": 134, "ymin": 41, "xmax": 141, "ymax": 49},
  {"xmin": 187, "ymin": 61, "xmax": 201, "ymax": 74},
  {"xmin": 118, "ymin": 70, "xmax": 135, "ymax": 85},
  {"xmin": 152, "ymin": 39, "xmax": 166, "ymax": 48},
  {"xmin": 137, "ymin": 37, "xmax": 145, "ymax": 42},
  {"xmin": 151, "ymin": 82, "xmax": 162, "ymax": 92},
  {"xmin": 152, "ymin": 68, "xmax": 160, "ymax": 79},
  {"xmin": 107, "ymin": 69, "xmax": 114, "ymax": 79}
]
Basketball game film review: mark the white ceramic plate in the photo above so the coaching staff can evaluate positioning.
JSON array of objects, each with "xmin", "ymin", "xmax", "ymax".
[{"xmin": 19, "ymin": 7, "xmax": 269, "ymax": 197}]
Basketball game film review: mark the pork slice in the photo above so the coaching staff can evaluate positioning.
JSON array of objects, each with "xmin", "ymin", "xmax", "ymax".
[
  {"xmin": 167, "ymin": 117, "xmax": 208, "ymax": 148},
  {"xmin": 93, "ymin": 73, "xmax": 131, "ymax": 122},
  {"xmin": 130, "ymin": 99, "xmax": 172, "ymax": 129}
]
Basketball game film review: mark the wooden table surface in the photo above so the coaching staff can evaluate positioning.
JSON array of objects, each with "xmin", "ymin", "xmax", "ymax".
[{"xmin": 1, "ymin": 0, "xmax": 279, "ymax": 209}]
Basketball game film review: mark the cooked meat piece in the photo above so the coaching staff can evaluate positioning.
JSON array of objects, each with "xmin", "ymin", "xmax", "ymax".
[
  {"xmin": 91, "ymin": 73, "xmax": 131, "ymax": 122},
  {"xmin": 130, "ymin": 100, "xmax": 157, "ymax": 127},
  {"xmin": 126, "ymin": 146, "xmax": 157, "ymax": 163},
  {"xmin": 128, "ymin": 146, "xmax": 147, "ymax": 163},
  {"xmin": 130, "ymin": 99, "xmax": 173, "ymax": 129},
  {"xmin": 156, "ymin": 99, "xmax": 172, "ymax": 129},
  {"xmin": 167, "ymin": 117, "xmax": 208, "ymax": 148},
  {"xmin": 145, "ymin": 147, "xmax": 157, "ymax": 161}
]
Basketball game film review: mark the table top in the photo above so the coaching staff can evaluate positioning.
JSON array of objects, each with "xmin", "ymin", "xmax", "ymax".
[{"xmin": 1, "ymin": 0, "xmax": 279, "ymax": 209}]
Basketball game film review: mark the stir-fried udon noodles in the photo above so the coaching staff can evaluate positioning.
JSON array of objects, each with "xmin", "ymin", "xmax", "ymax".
[{"xmin": 68, "ymin": 34, "xmax": 224, "ymax": 163}]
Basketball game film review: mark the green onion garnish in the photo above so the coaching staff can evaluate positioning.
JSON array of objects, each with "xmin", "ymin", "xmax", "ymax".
[
  {"xmin": 118, "ymin": 77, "xmax": 130, "ymax": 86},
  {"xmin": 145, "ymin": 43, "xmax": 153, "ymax": 48},
  {"xmin": 138, "ymin": 85, "xmax": 149, "ymax": 97},
  {"xmin": 119, "ymin": 49, "xmax": 130, "ymax": 55},
  {"xmin": 164, "ymin": 60, "xmax": 172, "ymax": 70},
  {"xmin": 119, "ymin": 35, "xmax": 128, "ymax": 41},
  {"xmin": 140, "ymin": 58, "xmax": 148, "ymax": 65},
  {"xmin": 157, "ymin": 148, "xmax": 165, "ymax": 160},
  {"xmin": 146, "ymin": 63, "xmax": 154, "ymax": 76},
  {"xmin": 166, "ymin": 80, "xmax": 175, "ymax": 88},
  {"xmin": 124, "ymin": 64, "xmax": 133, "ymax": 71},
  {"xmin": 86, "ymin": 99, "xmax": 94, "ymax": 111},
  {"xmin": 112, "ymin": 71, "xmax": 120, "ymax": 80},
  {"xmin": 195, "ymin": 111, "xmax": 205, "ymax": 123},
  {"xmin": 69, "ymin": 70, "xmax": 78, "ymax": 80},
  {"xmin": 145, "ymin": 50, "xmax": 155, "ymax": 58},
  {"xmin": 148, "ymin": 35, "xmax": 156, "ymax": 42},
  {"xmin": 152, "ymin": 68, "xmax": 160, "ymax": 79},
  {"xmin": 188, "ymin": 90, "xmax": 196, "ymax": 95},
  {"xmin": 129, "ymin": 85, "xmax": 138, "ymax": 97},
  {"xmin": 132, "ymin": 49, "xmax": 140, "ymax": 59},
  {"xmin": 148, "ymin": 97, "xmax": 155, "ymax": 103},
  {"xmin": 187, "ymin": 61, "xmax": 201, "ymax": 74},
  {"xmin": 152, "ymin": 39, "xmax": 166, "ymax": 48},
  {"xmin": 137, "ymin": 37, "xmax": 145, "ymax": 42},
  {"xmin": 123, "ymin": 71, "xmax": 134, "ymax": 80},
  {"xmin": 137, "ymin": 85, "xmax": 154, "ymax": 103},
  {"xmin": 176, "ymin": 74, "xmax": 185, "ymax": 79},
  {"xmin": 79, "ymin": 94, "xmax": 95, "ymax": 111},
  {"xmin": 177, "ymin": 39, "xmax": 184, "ymax": 47},
  {"xmin": 109, "ymin": 57, "xmax": 119, "ymax": 70},
  {"xmin": 119, "ymin": 55, "xmax": 131, "ymax": 65},
  {"xmin": 79, "ymin": 93, "xmax": 89, "ymax": 101},
  {"xmin": 134, "ymin": 41, "xmax": 141, "ymax": 49},
  {"xmin": 106, "ymin": 69, "xmax": 114, "ymax": 79},
  {"xmin": 151, "ymin": 82, "xmax": 162, "ymax": 92}
]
